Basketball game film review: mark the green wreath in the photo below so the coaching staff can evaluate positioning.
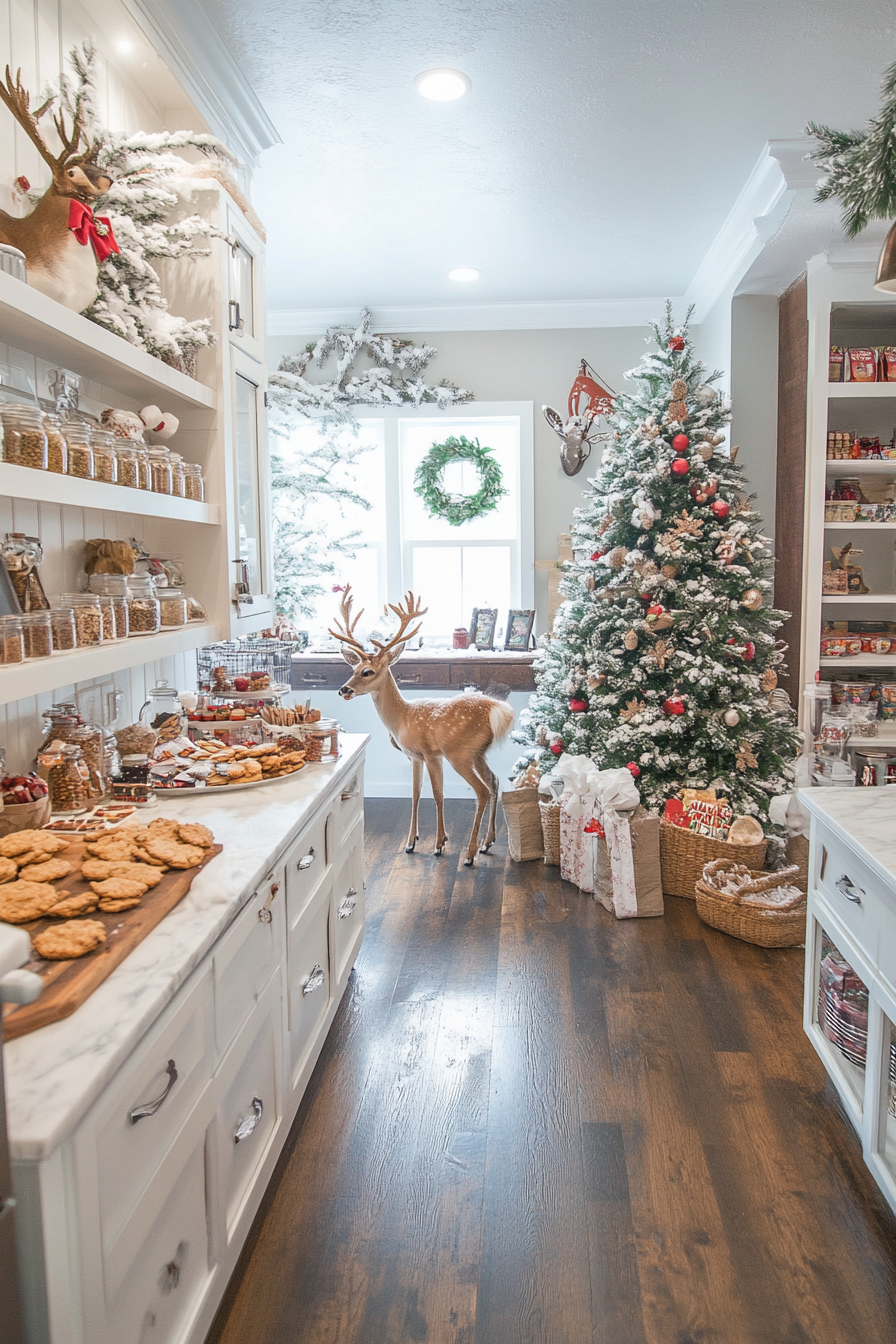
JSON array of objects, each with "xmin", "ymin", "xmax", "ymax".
[{"xmin": 413, "ymin": 435, "xmax": 506, "ymax": 526}]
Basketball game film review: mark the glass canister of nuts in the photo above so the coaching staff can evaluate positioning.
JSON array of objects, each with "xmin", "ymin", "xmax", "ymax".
[
  {"xmin": 63, "ymin": 421, "xmax": 94, "ymax": 479},
  {"xmin": 0, "ymin": 403, "xmax": 48, "ymax": 469},
  {"xmin": 135, "ymin": 444, "xmax": 151, "ymax": 490},
  {"xmin": 0, "ymin": 614, "xmax": 24, "ymax": 664},
  {"xmin": 21, "ymin": 610, "xmax": 53, "ymax": 659},
  {"xmin": 88, "ymin": 574, "xmax": 129, "ymax": 639},
  {"xmin": 169, "ymin": 451, "xmax": 186, "ymax": 498},
  {"xmin": 49, "ymin": 606, "xmax": 76, "ymax": 652},
  {"xmin": 57, "ymin": 592, "xmax": 104, "ymax": 646},
  {"xmin": 90, "ymin": 428, "xmax": 118, "ymax": 484},
  {"xmin": 148, "ymin": 445, "xmax": 173, "ymax": 494},
  {"xmin": 156, "ymin": 584, "xmax": 188, "ymax": 628},
  {"xmin": 41, "ymin": 412, "xmax": 68, "ymax": 475},
  {"xmin": 127, "ymin": 573, "xmax": 161, "ymax": 635},
  {"xmin": 115, "ymin": 439, "xmax": 141, "ymax": 490},
  {"xmin": 38, "ymin": 742, "xmax": 91, "ymax": 814},
  {"xmin": 183, "ymin": 462, "xmax": 205, "ymax": 501}
]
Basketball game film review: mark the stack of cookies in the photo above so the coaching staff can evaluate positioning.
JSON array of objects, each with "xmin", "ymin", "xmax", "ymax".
[
  {"xmin": 0, "ymin": 830, "xmax": 79, "ymax": 925},
  {"xmin": 190, "ymin": 738, "xmax": 306, "ymax": 787}
]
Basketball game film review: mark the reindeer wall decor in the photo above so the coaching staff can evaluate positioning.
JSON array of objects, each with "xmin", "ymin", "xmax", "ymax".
[
  {"xmin": 542, "ymin": 359, "xmax": 616, "ymax": 476},
  {"xmin": 331, "ymin": 588, "xmax": 515, "ymax": 866},
  {"xmin": 0, "ymin": 67, "xmax": 118, "ymax": 311}
]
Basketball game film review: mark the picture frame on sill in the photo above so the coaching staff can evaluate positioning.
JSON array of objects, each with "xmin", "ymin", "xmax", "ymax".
[
  {"xmin": 469, "ymin": 608, "xmax": 498, "ymax": 651},
  {"xmin": 505, "ymin": 609, "xmax": 535, "ymax": 651}
]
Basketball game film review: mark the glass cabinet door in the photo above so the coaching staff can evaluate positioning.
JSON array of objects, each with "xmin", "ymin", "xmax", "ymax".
[
  {"xmin": 234, "ymin": 371, "xmax": 264, "ymax": 598},
  {"xmin": 814, "ymin": 929, "xmax": 869, "ymax": 1114},
  {"xmin": 873, "ymin": 1009, "xmax": 896, "ymax": 1186},
  {"xmin": 229, "ymin": 240, "xmax": 255, "ymax": 340}
]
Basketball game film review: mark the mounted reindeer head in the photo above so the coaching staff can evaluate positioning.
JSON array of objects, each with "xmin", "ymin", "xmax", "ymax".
[
  {"xmin": 542, "ymin": 359, "xmax": 616, "ymax": 476},
  {"xmin": 330, "ymin": 587, "xmax": 427, "ymax": 700},
  {"xmin": 0, "ymin": 66, "xmax": 110, "ymax": 200}
]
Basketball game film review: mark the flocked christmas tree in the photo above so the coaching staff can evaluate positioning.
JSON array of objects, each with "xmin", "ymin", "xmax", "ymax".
[
  {"xmin": 514, "ymin": 305, "xmax": 800, "ymax": 824},
  {"xmin": 808, "ymin": 57, "xmax": 896, "ymax": 237}
]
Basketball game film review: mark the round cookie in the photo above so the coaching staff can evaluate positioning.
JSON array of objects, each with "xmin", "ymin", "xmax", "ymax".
[
  {"xmin": 89, "ymin": 878, "xmax": 148, "ymax": 901},
  {"xmin": 97, "ymin": 895, "xmax": 142, "ymax": 913},
  {"xmin": 143, "ymin": 838, "xmax": 205, "ymax": 869},
  {"xmin": 19, "ymin": 857, "xmax": 74, "ymax": 884},
  {"xmin": 0, "ymin": 881, "xmax": 66, "ymax": 924},
  {"xmin": 0, "ymin": 831, "xmax": 69, "ymax": 858},
  {"xmin": 178, "ymin": 822, "xmax": 214, "ymax": 848},
  {"xmin": 0, "ymin": 856, "xmax": 18, "ymax": 884},
  {"xmin": 33, "ymin": 919, "xmax": 106, "ymax": 960},
  {"xmin": 48, "ymin": 892, "xmax": 98, "ymax": 918}
]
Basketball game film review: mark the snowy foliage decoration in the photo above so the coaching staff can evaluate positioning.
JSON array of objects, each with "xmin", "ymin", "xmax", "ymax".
[
  {"xmin": 512, "ymin": 304, "xmax": 800, "ymax": 828},
  {"xmin": 808, "ymin": 59, "xmax": 896, "ymax": 237},
  {"xmin": 48, "ymin": 42, "xmax": 232, "ymax": 365}
]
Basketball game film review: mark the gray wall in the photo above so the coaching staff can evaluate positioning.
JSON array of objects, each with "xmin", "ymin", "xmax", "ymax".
[{"xmin": 730, "ymin": 294, "xmax": 780, "ymax": 540}]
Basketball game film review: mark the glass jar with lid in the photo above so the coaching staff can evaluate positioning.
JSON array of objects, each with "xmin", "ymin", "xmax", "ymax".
[
  {"xmin": 70, "ymin": 722, "xmax": 107, "ymax": 799},
  {"xmin": 64, "ymin": 421, "xmax": 94, "ymax": 479},
  {"xmin": 0, "ymin": 614, "xmax": 24, "ymax": 664},
  {"xmin": 135, "ymin": 444, "xmax": 151, "ymax": 490},
  {"xmin": 56, "ymin": 593, "xmax": 103, "ymax": 646},
  {"xmin": 138, "ymin": 679, "xmax": 187, "ymax": 736},
  {"xmin": 127, "ymin": 574, "xmax": 161, "ymax": 635},
  {"xmin": 0, "ymin": 403, "xmax": 48, "ymax": 469},
  {"xmin": 148, "ymin": 445, "xmax": 172, "ymax": 494},
  {"xmin": 42, "ymin": 413, "xmax": 68, "ymax": 475},
  {"xmin": 1, "ymin": 533, "xmax": 50, "ymax": 611},
  {"xmin": 156, "ymin": 585, "xmax": 188, "ymax": 627},
  {"xmin": 38, "ymin": 703, "xmax": 80, "ymax": 752},
  {"xmin": 87, "ymin": 574, "xmax": 129, "ymax": 639},
  {"xmin": 169, "ymin": 452, "xmax": 186, "ymax": 498},
  {"xmin": 95, "ymin": 593, "xmax": 117, "ymax": 643},
  {"xmin": 21, "ymin": 610, "xmax": 53, "ymax": 659},
  {"xmin": 114, "ymin": 753, "xmax": 152, "ymax": 804},
  {"xmin": 183, "ymin": 462, "xmax": 205, "ymax": 502},
  {"xmin": 91, "ymin": 428, "xmax": 118, "ymax": 484},
  {"xmin": 115, "ymin": 439, "xmax": 141, "ymax": 490},
  {"xmin": 49, "ymin": 606, "xmax": 76, "ymax": 652},
  {"xmin": 37, "ymin": 742, "xmax": 91, "ymax": 814}
]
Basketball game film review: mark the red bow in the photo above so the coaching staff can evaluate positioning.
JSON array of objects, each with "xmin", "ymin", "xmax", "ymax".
[{"xmin": 68, "ymin": 199, "xmax": 120, "ymax": 263}]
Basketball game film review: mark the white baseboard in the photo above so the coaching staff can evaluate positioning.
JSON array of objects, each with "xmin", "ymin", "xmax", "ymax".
[{"xmin": 364, "ymin": 781, "xmax": 476, "ymax": 799}]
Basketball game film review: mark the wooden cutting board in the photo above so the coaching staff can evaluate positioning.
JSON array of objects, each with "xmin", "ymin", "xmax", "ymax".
[{"xmin": 1, "ymin": 840, "xmax": 223, "ymax": 1041}]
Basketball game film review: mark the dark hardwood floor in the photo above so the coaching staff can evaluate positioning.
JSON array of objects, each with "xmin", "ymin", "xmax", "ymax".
[{"xmin": 207, "ymin": 799, "xmax": 896, "ymax": 1344}]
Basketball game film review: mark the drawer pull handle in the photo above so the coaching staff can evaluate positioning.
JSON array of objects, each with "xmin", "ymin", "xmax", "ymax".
[
  {"xmin": 338, "ymin": 888, "xmax": 357, "ymax": 919},
  {"xmin": 234, "ymin": 1097, "xmax": 264, "ymax": 1144},
  {"xmin": 397, "ymin": 674, "xmax": 421, "ymax": 684},
  {"xmin": 341, "ymin": 783, "xmax": 359, "ymax": 802},
  {"xmin": 301, "ymin": 674, "xmax": 327, "ymax": 684},
  {"xmin": 258, "ymin": 880, "xmax": 280, "ymax": 923},
  {"xmin": 835, "ymin": 874, "xmax": 864, "ymax": 905},
  {"xmin": 130, "ymin": 1060, "xmax": 177, "ymax": 1124},
  {"xmin": 303, "ymin": 964, "xmax": 325, "ymax": 996},
  {"xmin": 161, "ymin": 1242, "xmax": 187, "ymax": 1294},
  {"xmin": 297, "ymin": 848, "xmax": 315, "ymax": 871}
]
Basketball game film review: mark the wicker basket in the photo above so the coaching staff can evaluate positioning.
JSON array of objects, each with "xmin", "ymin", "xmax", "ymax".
[
  {"xmin": 0, "ymin": 794, "xmax": 51, "ymax": 837},
  {"xmin": 659, "ymin": 821, "xmax": 767, "ymax": 899},
  {"xmin": 539, "ymin": 799, "xmax": 561, "ymax": 866},
  {"xmin": 501, "ymin": 788, "xmax": 544, "ymax": 862},
  {"xmin": 785, "ymin": 833, "xmax": 809, "ymax": 894},
  {"xmin": 695, "ymin": 862, "xmax": 806, "ymax": 947}
]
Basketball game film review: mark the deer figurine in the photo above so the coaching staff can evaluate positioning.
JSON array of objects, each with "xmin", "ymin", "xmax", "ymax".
[
  {"xmin": 331, "ymin": 588, "xmax": 514, "ymax": 866},
  {"xmin": 0, "ymin": 67, "xmax": 117, "ymax": 311}
]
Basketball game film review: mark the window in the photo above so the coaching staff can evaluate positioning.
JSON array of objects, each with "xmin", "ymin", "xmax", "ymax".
[{"xmin": 277, "ymin": 403, "xmax": 533, "ymax": 639}]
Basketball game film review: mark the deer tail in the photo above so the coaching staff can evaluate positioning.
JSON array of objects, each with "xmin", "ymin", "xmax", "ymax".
[{"xmin": 488, "ymin": 700, "xmax": 515, "ymax": 743}]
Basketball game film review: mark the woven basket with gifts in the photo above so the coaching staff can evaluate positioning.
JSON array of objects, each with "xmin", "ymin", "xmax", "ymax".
[
  {"xmin": 660, "ymin": 789, "xmax": 767, "ymax": 898},
  {"xmin": 695, "ymin": 859, "xmax": 806, "ymax": 947}
]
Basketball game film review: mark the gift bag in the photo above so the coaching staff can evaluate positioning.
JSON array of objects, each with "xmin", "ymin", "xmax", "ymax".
[
  {"xmin": 560, "ymin": 793, "xmax": 594, "ymax": 891},
  {"xmin": 542, "ymin": 756, "xmax": 641, "ymax": 896},
  {"xmin": 592, "ymin": 805, "xmax": 664, "ymax": 919}
]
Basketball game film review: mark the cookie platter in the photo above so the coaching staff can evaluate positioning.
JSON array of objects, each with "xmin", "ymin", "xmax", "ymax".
[
  {"xmin": 0, "ymin": 820, "xmax": 222, "ymax": 1041},
  {"xmin": 153, "ymin": 768, "xmax": 312, "ymax": 795}
]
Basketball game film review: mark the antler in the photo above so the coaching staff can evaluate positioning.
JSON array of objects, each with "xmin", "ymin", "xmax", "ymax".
[
  {"xmin": 328, "ymin": 585, "xmax": 368, "ymax": 656},
  {"xmin": 370, "ymin": 591, "xmax": 428, "ymax": 657},
  {"xmin": 0, "ymin": 66, "xmax": 87, "ymax": 173}
]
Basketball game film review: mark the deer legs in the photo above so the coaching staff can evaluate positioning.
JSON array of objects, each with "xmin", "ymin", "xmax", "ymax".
[
  {"xmin": 473, "ymin": 753, "xmax": 499, "ymax": 853},
  {"xmin": 423, "ymin": 755, "xmax": 448, "ymax": 855},
  {"xmin": 448, "ymin": 756, "xmax": 495, "ymax": 866},
  {"xmin": 405, "ymin": 756, "xmax": 423, "ymax": 853}
]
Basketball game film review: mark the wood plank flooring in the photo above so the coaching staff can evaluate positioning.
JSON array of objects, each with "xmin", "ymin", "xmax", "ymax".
[{"xmin": 207, "ymin": 800, "xmax": 896, "ymax": 1344}]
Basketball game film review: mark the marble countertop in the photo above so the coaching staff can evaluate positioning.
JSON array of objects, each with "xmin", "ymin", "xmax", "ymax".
[
  {"xmin": 799, "ymin": 787, "xmax": 896, "ymax": 887},
  {"xmin": 3, "ymin": 734, "xmax": 368, "ymax": 1163}
]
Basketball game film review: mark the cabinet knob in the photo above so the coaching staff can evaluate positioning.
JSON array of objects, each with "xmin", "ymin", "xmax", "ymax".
[
  {"xmin": 303, "ymin": 964, "xmax": 325, "ymax": 996},
  {"xmin": 234, "ymin": 1096, "xmax": 264, "ymax": 1144},
  {"xmin": 160, "ymin": 1241, "xmax": 187, "ymax": 1294},
  {"xmin": 835, "ymin": 874, "xmax": 864, "ymax": 905},
  {"xmin": 338, "ymin": 888, "xmax": 358, "ymax": 919},
  {"xmin": 301, "ymin": 674, "xmax": 327, "ymax": 684},
  {"xmin": 129, "ymin": 1060, "xmax": 177, "ymax": 1124},
  {"xmin": 341, "ymin": 783, "xmax": 359, "ymax": 802},
  {"xmin": 297, "ymin": 848, "xmax": 315, "ymax": 871}
]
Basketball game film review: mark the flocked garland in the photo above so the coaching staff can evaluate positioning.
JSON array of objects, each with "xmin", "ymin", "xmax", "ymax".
[{"xmin": 414, "ymin": 436, "xmax": 505, "ymax": 526}]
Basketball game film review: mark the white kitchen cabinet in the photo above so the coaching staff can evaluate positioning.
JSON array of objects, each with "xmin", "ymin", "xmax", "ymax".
[{"xmin": 9, "ymin": 743, "xmax": 368, "ymax": 1344}]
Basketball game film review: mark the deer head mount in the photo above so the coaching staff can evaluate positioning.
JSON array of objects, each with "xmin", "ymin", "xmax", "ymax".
[
  {"xmin": 543, "ymin": 359, "xmax": 615, "ymax": 476},
  {"xmin": 0, "ymin": 65, "xmax": 118, "ymax": 311}
]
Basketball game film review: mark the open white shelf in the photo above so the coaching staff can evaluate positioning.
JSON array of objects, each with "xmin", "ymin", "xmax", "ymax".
[
  {"xmin": 819, "ymin": 654, "xmax": 896, "ymax": 668},
  {"xmin": 821, "ymin": 594, "xmax": 896, "ymax": 603},
  {"xmin": 0, "ymin": 623, "xmax": 220, "ymax": 704},
  {"xmin": 827, "ymin": 383, "xmax": 896, "ymax": 398},
  {"xmin": 825, "ymin": 460, "xmax": 896, "ymax": 474},
  {"xmin": 0, "ymin": 272, "xmax": 216, "ymax": 413},
  {"xmin": 0, "ymin": 462, "xmax": 219, "ymax": 523}
]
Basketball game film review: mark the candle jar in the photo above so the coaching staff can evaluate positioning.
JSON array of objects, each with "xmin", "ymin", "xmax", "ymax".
[
  {"xmin": 64, "ymin": 421, "xmax": 94, "ymax": 479},
  {"xmin": 1, "ymin": 403, "xmax": 48, "ymax": 469},
  {"xmin": 21, "ymin": 610, "xmax": 53, "ymax": 658},
  {"xmin": 169, "ymin": 451, "xmax": 186, "ymax": 498},
  {"xmin": 49, "ymin": 606, "xmax": 77, "ymax": 652},
  {"xmin": 149, "ymin": 445, "xmax": 172, "ymax": 494},
  {"xmin": 58, "ymin": 593, "xmax": 103, "ymax": 646},
  {"xmin": 115, "ymin": 440, "xmax": 141, "ymax": 490},
  {"xmin": 156, "ymin": 585, "xmax": 187, "ymax": 627},
  {"xmin": 91, "ymin": 428, "xmax": 118, "ymax": 484},
  {"xmin": 42, "ymin": 413, "xmax": 68, "ymax": 475},
  {"xmin": 0, "ymin": 614, "xmax": 24, "ymax": 664},
  {"xmin": 183, "ymin": 462, "xmax": 205, "ymax": 501},
  {"xmin": 127, "ymin": 574, "xmax": 161, "ymax": 634}
]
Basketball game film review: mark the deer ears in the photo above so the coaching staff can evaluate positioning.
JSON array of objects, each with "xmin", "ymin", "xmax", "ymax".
[{"xmin": 340, "ymin": 646, "xmax": 363, "ymax": 668}]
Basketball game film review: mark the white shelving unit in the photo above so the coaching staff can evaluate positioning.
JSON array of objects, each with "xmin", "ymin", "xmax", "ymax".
[
  {"xmin": 0, "ymin": 625, "xmax": 217, "ymax": 701},
  {"xmin": 802, "ymin": 260, "xmax": 896, "ymax": 728},
  {"xmin": 0, "ymin": 462, "xmax": 219, "ymax": 524}
]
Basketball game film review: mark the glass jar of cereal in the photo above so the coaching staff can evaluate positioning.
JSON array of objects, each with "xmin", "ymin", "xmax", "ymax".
[
  {"xmin": 91, "ymin": 428, "xmax": 118, "ymax": 484},
  {"xmin": 63, "ymin": 421, "xmax": 94, "ymax": 479},
  {"xmin": 21, "ymin": 610, "xmax": 53, "ymax": 659},
  {"xmin": 41, "ymin": 412, "xmax": 68, "ymax": 475},
  {"xmin": 183, "ymin": 461, "xmax": 205, "ymax": 501},
  {"xmin": 57, "ymin": 593, "xmax": 104, "ymax": 646},
  {"xmin": 127, "ymin": 574, "xmax": 161, "ymax": 635},
  {"xmin": 0, "ymin": 614, "xmax": 24, "ymax": 664},
  {"xmin": 1, "ymin": 403, "xmax": 48, "ymax": 469},
  {"xmin": 148, "ymin": 445, "xmax": 172, "ymax": 494}
]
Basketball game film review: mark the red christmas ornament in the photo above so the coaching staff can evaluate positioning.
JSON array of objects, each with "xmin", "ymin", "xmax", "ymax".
[
  {"xmin": 669, "ymin": 336, "xmax": 685, "ymax": 351},
  {"xmin": 671, "ymin": 458, "xmax": 689, "ymax": 476},
  {"xmin": 14, "ymin": 174, "xmax": 30, "ymax": 193},
  {"xmin": 672, "ymin": 433, "xmax": 690, "ymax": 453},
  {"xmin": 590, "ymin": 551, "xmax": 604, "ymax": 561},
  {"xmin": 568, "ymin": 698, "xmax": 587, "ymax": 713},
  {"xmin": 710, "ymin": 499, "xmax": 730, "ymax": 520},
  {"xmin": 625, "ymin": 761, "xmax": 640, "ymax": 777},
  {"xmin": 583, "ymin": 818, "xmax": 605, "ymax": 837},
  {"xmin": 549, "ymin": 740, "xmax": 564, "ymax": 755},
  {"xmin": 663, "ymin": 694, "xmax": 686, "ymax": 716},
  {"xmin": 743, "ymin": 641, "xmax": 755, "ymax": 661}
]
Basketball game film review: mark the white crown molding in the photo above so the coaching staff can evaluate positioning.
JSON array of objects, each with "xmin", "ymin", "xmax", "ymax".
[
  {"xmin": 119, "ymin": 0, "xmax": 281, "ymax": 168},
  {"xmin": 266, "ymin": 296, "xmax": 682, "ymax": 337}
]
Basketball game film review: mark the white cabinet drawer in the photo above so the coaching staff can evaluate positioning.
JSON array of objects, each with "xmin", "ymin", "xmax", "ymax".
[
  {"xmin": 214, "ymin": 866, "xmax": 284, "ymax": 1055},
  {"xmin": 815, "ymin": 828, "xmax": 879, "ymax": 962},
  {"xmin": 332, "ymin": 818, "xmax": 364, "ymax": 987},
  {"xmin": 287, "ymin": 881, "xmax": 332, "ymax": 1092},
  {"xmin": 212, "ymin": 972, "xmax": 283, "ymax": 1246},
  {"xmin": 105, "ymin": 1131, "xmax": 212, "ymax": 1344},
  {"xmin": 74, "ymin": 966, "xmax": 214, "ymax": 1262},
  {"xmin": 332, "ymin": 765, "xmax": 363, "ymax": 851},
  {"xmin": 285, "ymin": 807, "xmax": 330, "ymax": 924}
]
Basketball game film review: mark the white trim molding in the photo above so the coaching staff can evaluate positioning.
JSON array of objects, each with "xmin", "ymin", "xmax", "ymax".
[{"xmin": 120, "ymin": 0, "xmax": 281, "ymax": 168}]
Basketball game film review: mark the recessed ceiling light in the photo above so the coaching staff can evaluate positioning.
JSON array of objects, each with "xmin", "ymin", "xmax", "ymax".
[
  {"xmin": 415, "ymin": 69, "xmax": 471, "ymax": 101},
  {"xmin": 116, "ymin": 38, "xmax": 134, "ymax": 55},
  {"xmin": 448, "ymin": 267, "xmax": 480, "ymax": 282}
]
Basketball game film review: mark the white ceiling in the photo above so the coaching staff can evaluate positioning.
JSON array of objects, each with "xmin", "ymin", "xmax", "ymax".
[{"xmin": 198, "ymin": 0, "xmax": 896, "ymax": 318}]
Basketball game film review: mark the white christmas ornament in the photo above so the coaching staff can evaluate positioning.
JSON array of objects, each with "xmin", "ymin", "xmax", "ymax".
[{"xmin": 723, "ymin": 709, "xmax": 741, "ymax": 727}]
